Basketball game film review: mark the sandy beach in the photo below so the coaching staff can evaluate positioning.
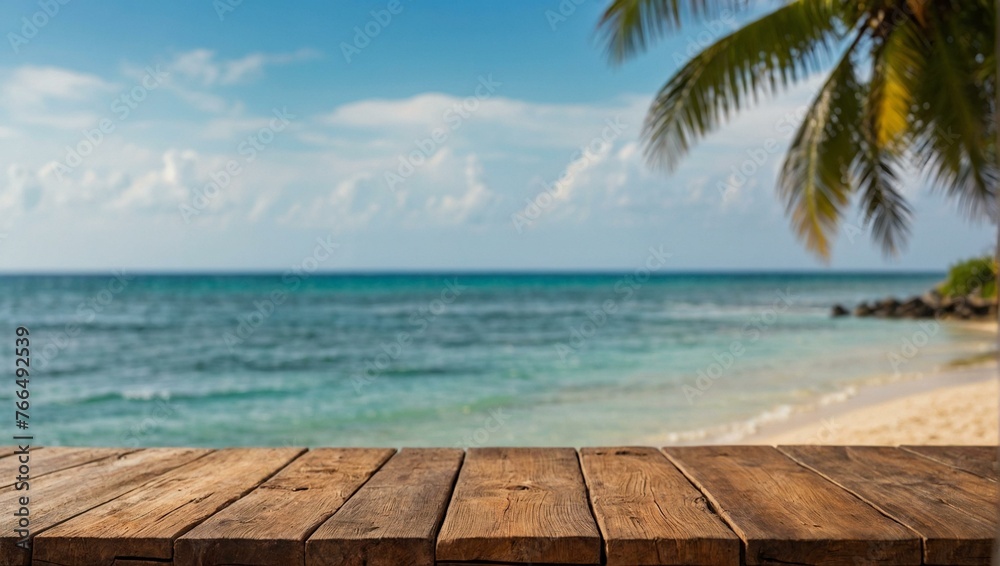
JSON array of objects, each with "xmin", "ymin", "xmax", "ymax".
[{"xmin": 745, "ymin": 322, "xmax": 998, "ymax": 445}]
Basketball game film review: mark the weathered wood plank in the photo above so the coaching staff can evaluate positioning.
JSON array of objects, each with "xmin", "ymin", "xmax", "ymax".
[
  {"xmin": 901, "ymin": 445, "xmax": 998, "ymax": 482},
  {"xmin": 580, "ymin": 447, "xmax": 739, "ymax": 565},
  {"xmin": 0, "ymin": 447, "xmax": 135, "ymax": 488},
  {"xmin": 780, "ymin": 445, "xmax": 998, "ymax": 565},
  {"xmin": 306, "ymin": 448, "xmax": 463, "ymax": 566},
  {"xmin": 436, "ymin": 447, "xmax": 600, "ymax": 565},
  {"xmin": 33, "ymin": 447, "xmax": 304, "ymax": 565},
  {"xmin": 663, "ymin": 446, "xmax": 920, "ymax": 565},
  {"xmin": 175, "ymin": 447, "xmax": 394, "ymax": 566},
  {"xmin": 0, "ymin": 448, "xmax": 210, "ymax": 566},
  {"xmin": 0, "ymin": 446, "xmax": 23, "ymax": 459}
]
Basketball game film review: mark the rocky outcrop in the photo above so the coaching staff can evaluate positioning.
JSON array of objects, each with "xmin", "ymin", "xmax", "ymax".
[{"xmin": 832, "ymin": 289, "xmax": 997, "ymax": 320}]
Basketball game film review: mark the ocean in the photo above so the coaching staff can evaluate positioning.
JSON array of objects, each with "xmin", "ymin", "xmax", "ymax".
[{"xmin": 0, "ymin": 272, "xmax": 991, "ymax": 448}]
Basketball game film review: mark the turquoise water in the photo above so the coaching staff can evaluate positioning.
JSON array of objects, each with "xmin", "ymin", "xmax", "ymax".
[{"xmin": 0, "ymin": 273, "xmax": 991, "ymax": 447}]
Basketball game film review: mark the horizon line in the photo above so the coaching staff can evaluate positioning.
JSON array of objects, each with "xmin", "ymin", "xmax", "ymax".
[{"xmin": 0, "ymin": 268, "xmax": 947, "ymax": 277}]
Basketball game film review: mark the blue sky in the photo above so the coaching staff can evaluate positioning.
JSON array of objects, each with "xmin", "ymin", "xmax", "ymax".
[{"xmin": 0, "ymin": 0, "xmax": 992, "ymax": 272}]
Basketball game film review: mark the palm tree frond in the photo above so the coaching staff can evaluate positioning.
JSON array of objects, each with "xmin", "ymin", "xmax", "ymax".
[
  {"xmin": 598, "ymin": 0, "xmax": 752, "ymax": 62},
  {"xmin": 867, "ymin": 14, "xmax": 919, "ymax": 150},
  {"xmin": 778, "ymin": 42, "xmax": 863, "ymax": 261},
  {"xmin": 853, "ymin": 144, "xmax": 912, "ymax": 256},
  {"xmin": 910, "ymin": 2, "xmax": 997, "ymax": 219},
  {"xmin": 641, "ymin": 0, "xmax": 846, "ymax": 171}
]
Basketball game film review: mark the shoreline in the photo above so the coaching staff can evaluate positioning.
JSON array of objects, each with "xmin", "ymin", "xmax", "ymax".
[
  {"xmin": 737, "ymin": 320, "xmax": 998, "ymax": 445},
  {"xmin": 739, "ymin": 362, "xmax": 997, "ymax": 445},
  {"xmin": 649, "ymin": 320, "xmax": 999, "ymax": 446}
]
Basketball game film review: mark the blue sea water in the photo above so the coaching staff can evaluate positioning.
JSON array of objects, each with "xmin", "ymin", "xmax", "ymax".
[{"xmin": 0, "ymin": 273, "xmax": 991, "ymax": 447}]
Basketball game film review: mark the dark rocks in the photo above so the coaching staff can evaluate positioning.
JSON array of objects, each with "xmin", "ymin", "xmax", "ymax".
[
  {"xmin": 896, "ymin": 297, "xmax": 933, "ymax": 318},
  {"xmin": 870, "ymin": 297, "xmax": 900, "ymax": 318},
  {"xmin": 842, "ymin": 290, "xmax": 996, "ymax": 321}
]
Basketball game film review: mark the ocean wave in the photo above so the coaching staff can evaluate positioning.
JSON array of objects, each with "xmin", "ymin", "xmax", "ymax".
[
  {"xmin": 121, "ymin": 389, "xmax": 172, "ymax": 401},
  {"xmin": 660, "ymin": 404, "xmax": 797, "ymax": 444},
  {"xmin": 51, "ymin": 385, "xmax": 290, "ymax": 407},
  {"xmin": 656, "ymin": 355, "xmax": 984, "ymax": 446}
]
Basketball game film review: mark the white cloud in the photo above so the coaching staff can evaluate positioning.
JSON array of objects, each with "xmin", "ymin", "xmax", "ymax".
[
  {"xmin": 0, "ymin": 66, "xmax": 117, "ymax": 130},
  {"xmin": 166, "ymin": 48, "xmax": 320, "ymax": 87},
  {"xmin": 422, "ymin": 154, "xmax": 495, "ymax": 224},
  {"xmin": 322, "ymin": 93, "xmax": 456, "ymax": 129},
  {"xmin": 319, "ymin": 92, "xmax": 646, "ymax": 149},
  {"xmin": 0, "ymin": 60, "xmax": 804, "ymax": 234},
  {"xmin": 2, "ymin": 66, "xmax": 114, "ymax": 108},
  {"xmin": 103, "ymin": 151, "xmax": 191, "ymax": 211},
  {"xmin": 111, "ymin": 48, "xmax": 321, "ymax": 116}
]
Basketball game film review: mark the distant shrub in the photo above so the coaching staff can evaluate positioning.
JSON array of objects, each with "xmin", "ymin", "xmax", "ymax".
[{"xmin": 939, "ymin": 256, "xmax": 997, "ymax": 298}]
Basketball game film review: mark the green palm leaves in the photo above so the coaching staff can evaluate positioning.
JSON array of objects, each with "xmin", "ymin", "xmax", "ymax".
[{"xmin": 600, "ymin": 0, "xmax": 997, "ymax": 260}]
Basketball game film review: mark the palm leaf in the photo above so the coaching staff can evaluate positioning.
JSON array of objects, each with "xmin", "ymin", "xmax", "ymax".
[
  {"xmin": 854, "ymin": 11, "xmax": 915, "ymax": 256},
  {"xmin": 778, "ymin": 41, "xmax": 863, "ymax": 260},
  {"xmin": 853, "ymin": 145, "xmax": 911, "ymax": 256},
  {"xmin": 909, "ymin": 1, "xmax": 996, "ymax": 219},
  {"xmin": 599, "ymin": 0, "xmax": 753, "ymax": 62},
  {"xmin": 867, "ymin": 13, "xmax": 917, "ymax": 151},
  {"xmin": 638, "ymin": 0, "xmax": 846, "ymax": 171}
]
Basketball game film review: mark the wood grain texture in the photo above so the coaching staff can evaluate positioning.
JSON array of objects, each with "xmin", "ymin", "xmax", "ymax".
[
  {"xmin": 0, "ymin": 448, "xmax": 210, "ymax": 566},
  {"xmin": 306, "ymin": 448, "xmax": 463, "ymax": 566},
  {"xmin": 663, "ymin": 446, "xmax": 920, "ymax": 565},
  {"xmin": 0, "ymin": 446, "xmax": 24, "ymax": 460},
  {"xmin": 780, "ymin": 445, "xmax": 998, "ymax": 565},
  {"xmin": 31, "ymin": 558, "xmax": 179, "ymax": 566},
  {"xmin": 901, "ymin": 445, "xmax": 998, "ymax": 482},
  {"xmin": 0, "ymin": 447, "xmax": 136, "ymax": 488},
  {"xmin": 33, "ymin": 447, "xmax": 304, "ymax": 565},
  {"xmin": 436, "ymin": 447, "xmax": 601, "ymax": 564},
  {"xmin": 580, "ymin": 447, "xmax": 739, "ymax": 565},
  {"xmin": 175, "ymin": 447, "xmax": 394, "ymax": 566}
]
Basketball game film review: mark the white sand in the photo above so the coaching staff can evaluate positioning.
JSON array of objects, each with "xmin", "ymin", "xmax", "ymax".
[{"xmin": 745, "ymin": 363, "xmax": 998, "ymax": 445}]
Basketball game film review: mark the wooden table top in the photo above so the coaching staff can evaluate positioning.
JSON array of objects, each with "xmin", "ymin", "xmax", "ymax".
[{"xmin": 1, "ymin": 445, "xmax": 995, "ymax": 565}]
